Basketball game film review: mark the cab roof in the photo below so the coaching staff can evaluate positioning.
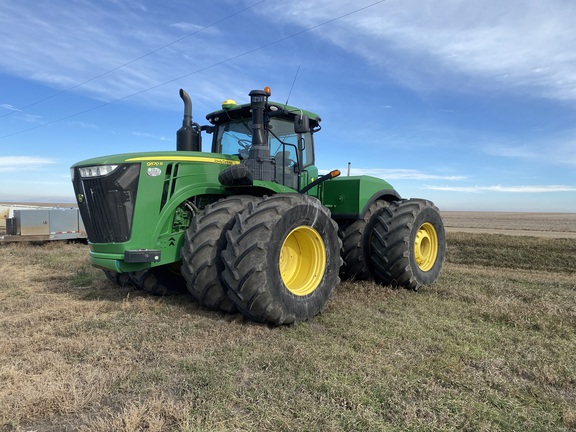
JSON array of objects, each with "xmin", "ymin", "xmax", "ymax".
[{"xmin": 205, "ymin": 101, "xmax": 321, "ymax": 129}]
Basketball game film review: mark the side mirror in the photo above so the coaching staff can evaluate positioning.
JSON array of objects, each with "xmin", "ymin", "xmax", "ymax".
[{"xmin": 294, "ymin": 115, "xmax": 310, "ymax": 134}]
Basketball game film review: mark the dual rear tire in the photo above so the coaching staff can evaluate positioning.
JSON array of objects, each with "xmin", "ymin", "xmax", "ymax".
[
  {"xmin": 221, "ymin": 194, "xmax": 342, "ymax": 325},
  {"xmin": 339, "ymin": 200, "xmax": 389, "ymax": 280},
  {"xmin": 338, "ymin": 198, "xmax": 445, "ymax": 290},
  {"xmin": 368, "ymin": 199, "xmax": 445, "ymax": 290},
  {"xmin": 181, "ymin": 193, "xmax": 342, "ymax": 325}
]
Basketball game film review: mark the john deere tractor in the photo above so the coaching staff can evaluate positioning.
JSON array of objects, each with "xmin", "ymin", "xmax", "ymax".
[{"xmin": 71, "ymin": 87, "xmax": 445, "ymax": 325}]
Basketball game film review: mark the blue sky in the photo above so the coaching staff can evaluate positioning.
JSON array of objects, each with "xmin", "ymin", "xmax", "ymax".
[{"xmin": 1, "ymin": 0, "xmax": 575, "ymax": 211}]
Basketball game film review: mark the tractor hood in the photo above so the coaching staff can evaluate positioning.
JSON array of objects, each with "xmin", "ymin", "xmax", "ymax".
[{"xmin": 70, "ymin": 150, "xmax": 240, "ymax": 169}]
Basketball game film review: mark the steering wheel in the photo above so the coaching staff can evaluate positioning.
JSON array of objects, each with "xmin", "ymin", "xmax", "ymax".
[
  {"xmin": 238, "ymin": 139, "xmax": 251, "ymax": 150},
  {"xmin": 237, "ymin": 139, "xmax": 251, "ymax": 159}
]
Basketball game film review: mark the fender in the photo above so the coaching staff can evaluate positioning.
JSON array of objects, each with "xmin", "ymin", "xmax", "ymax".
[
  {"xmin": 360, "ymin": 189, "xmax": 401, "ymax": 218},
  {"xmin": 320, "ymin": 175, "xmax": 401, "ymax": 220}
]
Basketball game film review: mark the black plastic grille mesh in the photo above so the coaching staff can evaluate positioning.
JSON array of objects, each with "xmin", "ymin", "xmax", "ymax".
[{"xmin": 73, "ymin": 163, "xmax": 140, "ymax": 243}]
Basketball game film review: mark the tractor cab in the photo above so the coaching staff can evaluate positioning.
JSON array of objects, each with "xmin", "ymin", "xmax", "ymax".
[{"xmin": 204, "ymin": 91, "xmax": 321, "ymax": 191}]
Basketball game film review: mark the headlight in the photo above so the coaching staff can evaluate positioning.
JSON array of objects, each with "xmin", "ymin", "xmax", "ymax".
[{"xmin": 78, "ymin": 165, "xmax": 119, "ymax": 178}]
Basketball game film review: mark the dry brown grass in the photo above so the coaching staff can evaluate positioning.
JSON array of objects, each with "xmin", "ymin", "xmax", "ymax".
[
  {"xmin": 1, "ymin": 232, "xmax": 575, "ymax": 431},
  {"xmin": 442, "ymin": 211, "xmax": 576, "ymax": 237}
]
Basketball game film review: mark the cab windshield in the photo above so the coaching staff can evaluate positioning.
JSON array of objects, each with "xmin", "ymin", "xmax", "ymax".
[{"xmin": 215, "ymin": 118, "xmax": 313, "ymax": 167}]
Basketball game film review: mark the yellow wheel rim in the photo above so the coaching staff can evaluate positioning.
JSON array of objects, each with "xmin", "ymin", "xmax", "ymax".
[
  {"xmin": 279, "ymin": 226, "xmax": 326, "ymax": 296},
  {"xmin": 414, "ymin": 222, "xmax": 439, "ymax": 272}
]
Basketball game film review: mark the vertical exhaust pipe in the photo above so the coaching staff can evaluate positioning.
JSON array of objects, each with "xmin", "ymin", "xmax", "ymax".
[{"xmin": 177, "ymin": 89, "xmax": 201, "ymax": 152}]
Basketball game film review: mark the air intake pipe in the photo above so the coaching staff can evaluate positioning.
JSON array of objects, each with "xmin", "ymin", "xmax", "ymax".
[
  {"xmin": 244, "ymin": 88, "xmax": 275, "ymax": 181},
  {"xmin": 248, "ymin": 89, "xmax": 269, "ymax": 160},
  {"xmin": 176, "ymin": 89, "xmax": 201, "ymax": 151}
]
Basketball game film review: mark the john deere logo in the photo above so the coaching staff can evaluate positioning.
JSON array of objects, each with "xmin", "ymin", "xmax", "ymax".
[{"xmin": 77, "ymin": 194, "xmax": 84, "ymax": 203}]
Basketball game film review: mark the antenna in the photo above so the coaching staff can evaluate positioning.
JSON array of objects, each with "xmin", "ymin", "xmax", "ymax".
[{"xmin": 285, "ymin": 65, "xmax": 301, "ymax": 106}]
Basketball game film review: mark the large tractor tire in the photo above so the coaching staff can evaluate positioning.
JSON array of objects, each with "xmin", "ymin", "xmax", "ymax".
[
  {"xmin": 339, "ymin": 200, "xmax": 389, "ymax": 280},
  {"xmin": 181, "ymin": 195, "xmax": 260, "ymax": 312},
  {"xmin": 222, "ymin": 194, "xmax": 342, "ymax": 325},
  {"xmin": 369, "ymin": 199, "xmax": 445, "ymax": 290},
  {"xmin": 103, "ymin": 270, "xmax": 133, "ymax": 287},
  {"xmin": 129, "ymin": 263, "xmax": 188, "ymax": 296}
]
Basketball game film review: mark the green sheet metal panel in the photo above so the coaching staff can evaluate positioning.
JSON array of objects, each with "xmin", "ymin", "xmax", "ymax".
[{"xmin": 320, "ymin": 175, "xmax": 399, "ymax": 218}]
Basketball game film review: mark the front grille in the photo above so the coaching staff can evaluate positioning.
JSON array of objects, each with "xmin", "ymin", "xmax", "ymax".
[{"xmin": 72, "ymin": 163, "xmax": 140, "ymax": 243}]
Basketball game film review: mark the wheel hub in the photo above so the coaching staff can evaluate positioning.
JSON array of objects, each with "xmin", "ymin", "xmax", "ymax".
[
  {"xmin": 414, "ymin": 222, "xmax": 439, "ymax": 272},
  {"xmin": 279, "ymin": 226, "xmax": 326, "ymax": 296}
]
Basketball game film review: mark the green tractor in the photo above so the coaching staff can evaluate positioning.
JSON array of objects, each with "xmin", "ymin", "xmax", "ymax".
[{"xmin": 71, "ymin": 87, "xmax": 446, "ymax": 325}]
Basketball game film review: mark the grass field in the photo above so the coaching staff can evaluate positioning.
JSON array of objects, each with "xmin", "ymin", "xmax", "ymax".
[
  {"xmin": 1, "ymin": 232, "xmax": 575, "ymax": 431},
  {"xmin": 442, "ymin": 212, "xmax": 576, "ymax": 238}
]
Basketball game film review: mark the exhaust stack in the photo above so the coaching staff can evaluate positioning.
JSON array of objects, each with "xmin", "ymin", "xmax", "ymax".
[{"xmin": 176, "ymin": 89, "xmax": 201, "ymax": 152}]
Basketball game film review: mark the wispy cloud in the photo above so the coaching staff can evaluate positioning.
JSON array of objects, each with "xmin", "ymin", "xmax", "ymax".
[
  {"xmin": 484, "ymin": 136, "xmax": 576, "ymax": 167},
  {"xmin": 484, "ymin": 144, "xmax": 540, "ymax": 159},
  {"xmin": 170, "ymin": 22, "xmax": 204, "ymax": 32},
  {"xmin": 0, "ymin": 156, "xmax": 56, "ymax": 172},
  {"xmin": 5, "ymin": 0, "xmax": 572, "ymax": 115},
  {"xmin": 0, "ymin": 1, "xmax": 258, "ymax": 110},
  {"xmin": 1, "ymin": 103, "xmax": 21, "ymax": 112},
  {"xmin": 261, "ymin": 0, "xmax": 576, "ymax": 100},
  {"xmin": 132, "ymin": 131, "xmax": 170, "ymax": 141},
  {"xmin": 16, "ymin": 114, "xmax": 44, "ymax": 124},
  {"xmin": 129, "ymin": 2, "xmax": 148, "ymax": 13},
  {"xmin": 341, "ymin": 168, "xmax": 466, "ymax": 181},
  {"xmin": 66, "ymin": 121, "xmax": 98, "ymax": 129},
  {"xmin": 423, "ymin": 184, "xmax": 576, "ymax": 193}
]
